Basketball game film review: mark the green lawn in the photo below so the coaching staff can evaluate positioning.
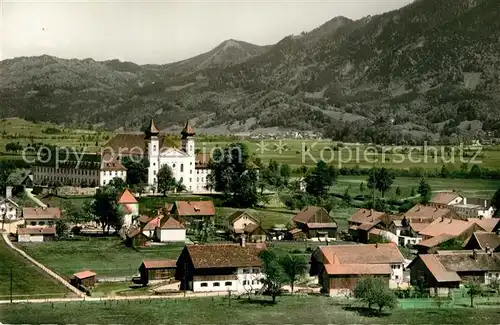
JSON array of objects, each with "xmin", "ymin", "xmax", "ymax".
[
  {"xmin": 1, "ymin": 295, "xmax": 500, "ymax": 324},
  {"xmin": 16, "ymin": 237, "xmax": 185, "ymax": 278},
  {"xmin": 0, "ymin": 236, "xmax": 71, "ymax": 300}
]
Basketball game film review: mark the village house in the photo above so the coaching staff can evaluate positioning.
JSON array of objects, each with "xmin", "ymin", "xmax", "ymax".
[
  {"xmin": 291, "ymin": 206, "xmax": 337, "ymax": 239},
  {"xmin": 463, "ymin": 232, "xmax": 500, "ymax": 251},
  {"xmin": 175, "ymin": 242, "xmax": 266, "ymax": 293},
  {"xmin": 17, "ymin": 226, "xmax": 56, "ymax": 242},
  {"xmin": 141, "ymin": 216, "xmax": 160, "ymax": 238},
  {"xmin": 347, "ymin": 209, "xmax": 397, "ymax": 244},
  {"xmin": 22, "ymin": 207, "xmax": 61, "ymax": 228},
  {"xmin": 227, "ymin": 210, "xmax": 260, "ymax": 238},
  {"xmin": 242, "ymin": 224, "xmax": 267, "ymax": 243},
  {"xmin": 429, "ymin": 192, "xmax": 464, "ymax": 208},
  {"xmin": 309, "ymin": 243, "xmax": 405, "ymax": 296},
  {"xmin": 156, "ymin": 216, "xmax": 186, "ymax": 242},
  {"xmin": 467, "ymin": 218, "xmax": 500, "ymax": 233},
  {"xmin": 171, "ymin": 200, "xmax": 215, "ymax": 230},
  {"xmin": 117, "ymin": 189, "xmax": 139, "ymax": 228},
  {"xmin": 125, "ymin": 227, "xmax": 150, "ymax": 247},
  {"xmin": 409, "ymin": 250, "xmax": 500, "ymax": 296},
  {"xmin": 0, "ymin": 197, "xmax": 22, "ymax": 233},
  {"xmin": 138, "ymin": 259, "xmax": 177, "ymax": 285}
]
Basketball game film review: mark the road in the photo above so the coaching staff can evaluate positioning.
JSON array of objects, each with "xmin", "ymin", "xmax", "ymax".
[{"xmin": 23, "ymin": 189, "xmax": 47, "ymax": 208}]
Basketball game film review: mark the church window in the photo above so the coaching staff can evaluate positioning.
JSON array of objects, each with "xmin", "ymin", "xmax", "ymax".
[
  {"xmin": 153, "ymin": 145, "xmax": 157, "ymax": 151},
  {"xmin": 197, "ymin": 177, "xmax": 199, "ymax": 182},
  {"xmin": 154, "ymin": 170, "xmax": 157, "ymax": 175},
  {"xmin": 180, "ymin": 164, "xmax": 184, "ymax": 172},
  {"xmin": 173, "ymin": 164, "xmax": 176, "ymax": 168},
  {"xmin": 189, "ymin": 178, "xmax": 192, "ymax": 182},
  {"xmin": 197, "ymin": 170, "xmax": 199, "ymax": 175},
  {"xmin": 190, "ymin": 170, "xmax": 192, "ymax": 174},
  {"xmin": 153, "ymin": 162, "xmax": 155, "ymax": 166}
]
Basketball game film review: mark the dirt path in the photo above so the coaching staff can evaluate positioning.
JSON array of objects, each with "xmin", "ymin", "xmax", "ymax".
[{"xmin": 1, "ymin": 232, "xmax": 85, "ymax": 298}]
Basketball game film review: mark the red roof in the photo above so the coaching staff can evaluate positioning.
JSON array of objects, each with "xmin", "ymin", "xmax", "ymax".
[
  {"xmin": 324, "ymin": 263, "xmax": 391, "ymax": 275},
  {"xmin": 174, "ymin": 201, "xmax": 215, "ymax": 216},
  {"xmin": 22, "ymin": 207, "xmax": 61, "ymax": 220},
  {"xmin": 18, "ymin": 227, "xmax": 56, "ymax": 235},
  {"xmin": 430, "ymin": 192, "xmax": 462, "ymax": 205},
  {"xmin": 118, "ymin": 189, "xmax": 137, "ymax": 204},
  {"xmin": 142, "ymin": 259, "xmax": 177, "ymax": 269},
  {"xmin": 160, "ymin": 217, "xmax": 185, "ymax": 229},
  {"xmin": 143, "ymin": 217, "xmax": 161, "ymax": 231},
  {"xmin": 73, "ymin": 270, "xmax": 96, "ymax": 279}
]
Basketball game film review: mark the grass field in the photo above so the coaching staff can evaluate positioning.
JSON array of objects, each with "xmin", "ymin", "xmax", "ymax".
[
  {"xmin": 0, "ymin": 236, "xmax": 71, "ymax": 300},
  {"xmin": 0, "ymin": 117, "xmax": 110, "ymax": 158},
  {"xmin": 1, "ymin": 295, "xmax": 500, "ymax": 324},
  {"xmin": 17, "ymin": 237, "xmax": 185, "ymax": 278}
]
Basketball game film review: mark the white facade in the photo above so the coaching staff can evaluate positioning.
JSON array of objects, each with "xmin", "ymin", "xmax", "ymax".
[
  {"xmin": 18, "ymin": 234, "xmax": 44, "ymax": 242},
  {"xmin": 100, "ymin": 170, "xmax": 127, "ymax": 186},
  {"xmin": 390, "ymin": 263, "xmax": 404, "ymax": 282},
  {"xmin": 486, "ymin": 271, "xmax": 500, "ymax": 285},
  {"xmin": 192, "ymin": 267, "xmax": 264, "ymax": 293},
  {"xmin": 0, "ymin": 199, "xmax": 18, "ymax": 221},
  {"xmin": 156, "ymin": 228, "xmax": 186, "ymax": 242}
]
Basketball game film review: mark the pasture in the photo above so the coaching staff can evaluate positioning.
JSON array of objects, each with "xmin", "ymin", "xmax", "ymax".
[
  {"xmin": 1, "ymin": 295, "xmax": 500, "ymax": 324},
  {"xmin": 0, "ymin": 236, "xmax": 71, "ymax": 300}
]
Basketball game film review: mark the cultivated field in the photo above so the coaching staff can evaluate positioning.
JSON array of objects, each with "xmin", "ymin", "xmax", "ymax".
[
  {"xmin": 0, "ymin": 236, "xmax": 71, "ymax": 300},
  {"xmin": 1, "ymin": 295, "xmax": 500, "ymax": 324}
]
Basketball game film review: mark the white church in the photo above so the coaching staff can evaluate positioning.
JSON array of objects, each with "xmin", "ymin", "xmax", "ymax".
[{"xmin": 103, "ymin": 119, "xmax": 212, "ymax": 193}]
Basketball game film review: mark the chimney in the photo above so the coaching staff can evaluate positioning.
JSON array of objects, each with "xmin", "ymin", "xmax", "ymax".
[
  {"xmin": 241, "ymin": 236, "xmax": 246, "ymax": 247},
  {"xmin": 485, "ymin": 244, "xmax": 490, "ymax": 254},
  {"xmin": 472, "ymin": 249, "xmax": 477, "ymax": 260}
]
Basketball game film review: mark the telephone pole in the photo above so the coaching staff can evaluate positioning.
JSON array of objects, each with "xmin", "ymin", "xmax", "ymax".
[{"xmin": 10, "ymin": 267, "xmax": 13, "ymax": 303}]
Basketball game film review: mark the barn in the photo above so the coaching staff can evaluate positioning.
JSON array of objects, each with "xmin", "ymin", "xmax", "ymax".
[
  {"xmin": 17, "ymin": 227, "xmax": 56, "ymax": 242},
  {"xmin": 139, "ymin": 259, "xmax": 177, "ymax": 285},
  {"xmin": 71, "ymin": 270, "xmax": 97, "ymax": 288}
]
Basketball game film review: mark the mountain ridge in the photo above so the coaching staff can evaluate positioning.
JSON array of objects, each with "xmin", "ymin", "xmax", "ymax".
[{"xmin": 1, "ymin": 0, "xmax": 499, "ymax": 143}]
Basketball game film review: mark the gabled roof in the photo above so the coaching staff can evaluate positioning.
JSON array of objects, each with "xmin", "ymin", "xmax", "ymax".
[
  {"xmin": 293, "ymin": 206, "xmax": 331, "ymax": 224},
  {"xmin": 100, "ymin": 157, "xmax": 127, "ymax": 171},
  {"xmin": 73, "ymin": 270, "xmax": 96, "ymax": 279},
  {"xmin": 317, "ymin": 243, "xmax": 405, "ymax": 265},
  {"xmin": 404, "ymin": 204, "xmax": 461, "ymax": 221},
  {"xmin": 160, "ymin": 217, "xmax": 185, "ymax": 229},
  {"xmin": 357, "ymin": 221, "xmax": 380, "ymax": 231},
  {"xmin": 174, "ymin": 201, "xmax": 215, "ymax": 216},
  {"xmin": 143, "ymin": 217, "xmax": 161, "ymax": 231},
  {"xmin": 141, "ymin": 259, "xmax": 177, "ymax": 269},
  {"xmin": 416, "ymin": 234, "xmax": 456, "ymax": 248},
  {"xmin": 183, "ymin": 244, "xmax": 264, "ymax": 269},
  {"xmin": 419, "ymin": 218, "xmax": 480, "ymax": 238},
  {"xmin": 17, "ymin": 227, "xmax": 56, "ymax": 235},
  {"xmin": 228, "ymin": 210, "xmax": 259, "ymax": 224},
  {"xmin": 414, "ymin": 255, "xmax": 462, "ymax": 282},
  {"xmin": 430, "ymin": 192, "xmax": 462, "ymax": 205},
  {"xmin": 468, "ymin": 218, "xmax": 500, "ymax": 233},
  {"xmin": 348, "ymin": 208, "xmax": 386, "ymax": 225},
  {"xmin": 118, "ymin": 189, "xmax": 138, "ymax": 204},
  {"xmin": 137, "ymin": 215, "xmax": 152, "ymax": 224},
  {"xmin": 465, "ymin": 232, "xmax": 500, "ymax": 251},
  {"xmin": 436, "ymin": 251, "xmax": 500, "ymax": 272},
  {"xmin": 22, "ymin": 207, "xmax": 61, "ymax": 220}
]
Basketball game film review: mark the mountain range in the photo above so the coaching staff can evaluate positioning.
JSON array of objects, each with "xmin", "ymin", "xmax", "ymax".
[{"xmin": 1, "ymin": 0, "xmax": 499, "ymax": 142}]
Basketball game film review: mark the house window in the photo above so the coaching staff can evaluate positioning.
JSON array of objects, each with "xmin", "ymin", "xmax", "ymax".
[
  {"xmin": 253, "ymin": 268, "xmax": 260, "ymax": 273},
  {"xmin": 197, "ymin": 177, "xmax": 199, "ymax": 182},
  {"xmin": 225, "ymin": 281, "xmax": 232, "ymax": 286},
  {"xmin": 180, "ymin": 164, "xmax": 184, "ymax": 172},
  {"xmin": 154, "ymin": 170, "xmax": 156, "ymax": 175},
  {"xmin": 189, "ymin": 178, "xmax": 192, "ymax": 182},
  {"xmin": 213, "ymin": 282, "xmax": 220, "ymax": 287},
  {"xmin": 173, "ymin": 164, "xmax": 176, "ymax": 168},
  {"xmin": 243, "ymin": 269, "xmax": 250, "ymax": 274},
  {"xmin": 190, "ymin": 170, "xmax": 193, "ymax": 174},
  {"xmin": 153, "ymin": 145, "xmax": 157, "ymax": 151},
  {"xmin": 200, "ymin": 283, "xmax": 208, "ymax": 287},
  {"xmin": 197, "ymin": 170, "xmax": 199, "ymax": 174},
  {"xmin": 30, "ymin": 222, "xmax": 36, "ymax": 226},
  {"xmin": 153, "ymin": 163, "xmax": 155, "ymax": 166},
  {"xmin": 243, "ymin": 280, "xmax": 248, "ymax": 285},
  {"xmin": 39, "ymin": 221, "xmax": 45, "ymax": 226},
  {"xmin": 252, "ymin": 280, "xmax": 259, "ymax": 285}
]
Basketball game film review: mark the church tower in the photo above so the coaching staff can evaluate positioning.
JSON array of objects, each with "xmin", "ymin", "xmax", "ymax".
[
  {"xmin": 144, "ymin": 118, "xmax": 160, "ymax": 186},
  {"xmin": 181, "ymin": 120, "xmax": 195, "ymax": 156}
]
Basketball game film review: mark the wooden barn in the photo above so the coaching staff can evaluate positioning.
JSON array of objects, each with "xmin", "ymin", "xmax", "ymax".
[
  {"xmin": 71, "ymin": 270, "xmax": 97, "ymax": 288},
  {"xmin": 125, "ymin": 227, "xmax": 149, "ymax": 247},
  {"xmin": 138, "ymin": 259, "xmax": 177, "ymax": 285}
]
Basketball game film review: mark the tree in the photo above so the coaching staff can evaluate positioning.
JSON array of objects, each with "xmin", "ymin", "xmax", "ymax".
[
  {"xmin": 359, "ymin": 181, "xmax": 365, "ymax": 193},
  {"xmin": 91, "ymin": 185, "xmax": 124, "ymax": 234},
  {"xmin": 259, "ymin": 250, "xmax": 286, "ymax": 304},
  {"xmin": 157, "ymin": 164, "xmax": 177, "ymax": 196},
  {"xmin": 280, "ymin": 164, "xmax": 291, "ymax": 186},
  {"xmin": 395, "ymin": 186, "xmax": 401, "ymax": 196},
  {"xmin": 367, "ymin": 168, "xmax": 395, "ymax": 198},
  {"xmin": 469, "ymin": 164, "xmax": 482, "ymax": 178},
  {"xmin": 465, "ymin": 279, "xmax": 482, "ymax": 308},
  {"xmin": 108, "ymin": 177, "xmax": 127, "ymax": 193},
  {"xmin": 440, "ymin": 165, "xmax": 450, "ymax": 178},
  {"xmin": 343, "ymin": 187, "xmax": 352, "ymax": 204},
  {"xmin": 196, "ymin": 220, "xmax": 215, "ymax": 243},
  {"xmin": 279, "ymin": 254, "xmax": 308, "ymax": 294},
  {"xmin": 305, "ymin": 161, "xmax": 336, "ymax": 197},
  {"xmin": 122, "ymin": 157, "xmax": 148, "ymax": 185},
  {"xmin": 354, "ymin": 277, "xmax": 397, "ymax": 313},
  {"xmin": 55, "ymin": 219, "xmax": 69, "ymax": 237},
  {"xmin": 410, "ymin": 187, "xmax": 416, "ymax": 197},
  {"xmin": 0, "ymin": 162, "xmax": 15, "ymax": 197},
  {"xmin": 417, "ymin": 178, "xmax": 432, "ymax": 204},
  {"xmin": 207, "ymin": 143, "xmax": 259, "ymax": 207}
]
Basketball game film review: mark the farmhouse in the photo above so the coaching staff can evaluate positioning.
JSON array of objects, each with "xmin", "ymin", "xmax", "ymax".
[
  {"xmin": 17, "ymin": 226, "xmax": 56, "ymax": 242},
  {"xmin": 467, "ymin": 218, "xmax": 500, "ymax": 233},
  {"xmin": 0, "ymin": 197, "xmax": 19, "ymax": 221},
  {"xmin": 450, "ymin": 198, "xmax": 495, "ymax": 219},
  {"xmin": 292, "ymin": 206, "xmax": 337, "ymax": 238},
  {"xmin": 139, "ymin": 259, "xmax": 177, "ymax": 285},
  {"xmin": 418, "ymin": 217, "xmax": 484, "ymax": 241},
  {"xmin": 22, "ymin": 207, "xmax": 61, "ymax": 227},
  {"xmin": 125, "ymin": 227, "xmax": 150, "ymax": 247},
  {"xmin": 156, "ymin": 217, "xmax": 186, "ymax": 242},
  {"xmin": 242, "ymin": 224, "xmax": 267, "ymax": 243},
  {"xmin": 175, "ymin": 243, "xmax": 266, "ymax": 293},
  {"xmin": 463, "ymin": 232, "xmax": 500, "ymax": 251},
  {"xmin": 409, "ymin": 250, "xmax": 500, "ymax": 296},
  {"xmin": 310, "ymin": 243, "xmax": 405, "ymax": 296},
  {"xmin": 347, "ymin": 209, "xmax": 396, "ymax": 244},
  {"xmin": 171, "ymin": 200, "xmax": 215, "ymax": 229},
  {"xmin": 227, "ymin": 210, "xmax": 259, "ymax": 236},
  {"xmin": 429, "ymin": 192, "xmax": 464, "ymax": 208}
]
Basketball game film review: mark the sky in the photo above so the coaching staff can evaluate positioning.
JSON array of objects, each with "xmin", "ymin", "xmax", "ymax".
[{"xmin": 1, "ymin": 0, "xmax": 413, "ymax": 64}]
